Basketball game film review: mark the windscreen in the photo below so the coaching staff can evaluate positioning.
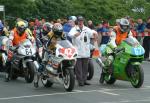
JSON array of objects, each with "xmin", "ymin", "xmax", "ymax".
[
  {"xmin": 124, "ymin": 38, "xmax": 139, "ymax": 46},
  {"xmin": 57, "ymin": 40, "xmax": 73, "ymax": 48}
]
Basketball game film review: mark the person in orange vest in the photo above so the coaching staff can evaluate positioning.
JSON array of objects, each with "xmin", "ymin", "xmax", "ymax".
[
  {"xmin": 104, "ymin": 18, "xmax": 134, "ymax": 67},
  {"xmin": 4, "ymin": 20, "xmax": 34, "ymax": 81},
  {"xmin": 111, "ymin": 18, "xmax": 133, "ymax": 46},
  {"xmin": 9, "ymin": 20, "xmax": 34, "ymax": 46}
]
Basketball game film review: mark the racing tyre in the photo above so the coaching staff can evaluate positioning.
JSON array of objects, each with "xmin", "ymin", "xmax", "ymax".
[
  {"xmin": 130, "ymin": 65, "xmax": 144, "ymax": 88},
  {"xmin": 63, "ymin": 68, "xmax": 75, "ymax": 92},
  {"xmin": 25, "ymin": 62, "xmax": 35, "ymax": 83},
  {"xmin": 87, "ymin": 59, "xmax": 94, "ymax": 80}
]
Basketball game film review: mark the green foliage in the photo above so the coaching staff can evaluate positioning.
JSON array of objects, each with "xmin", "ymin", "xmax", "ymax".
[{"xmin": 1, "ymin": 0, "xmax": 150, "ymax": 25}]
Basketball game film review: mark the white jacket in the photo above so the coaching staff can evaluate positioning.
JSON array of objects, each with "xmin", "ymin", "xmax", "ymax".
[{"xmin": 69, "ymin": 25, "xmax": 94, "ymax": 58}]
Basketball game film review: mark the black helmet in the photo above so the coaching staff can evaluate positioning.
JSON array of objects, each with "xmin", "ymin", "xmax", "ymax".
[{"xmin": 42, "ymin": 22, "xmax": 53, "ymax": 35}]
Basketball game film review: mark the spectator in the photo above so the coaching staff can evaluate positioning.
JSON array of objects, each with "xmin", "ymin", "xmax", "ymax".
[
  {"xmin": 61, "ymin": 18, "xmax": 68, "ymax": 25},
  {"xmin": 136, "ymin": 19, "xmax": 145, "ymax": 43},
  {"xmin": 69, "ymin": 16, "xmax": 97, "ymax": 86},
  {"xmin": 96, "ymin": 23, "xmax": 103, "ymax": 46},
  {"xmin": 57, "ymin": 19, "xmax": 62, "ymax": 24},
  {"xmin": 41, "ymin": 18, "xmax": 46, "ymax": 25},
  {"xmin": 129, "ymin": 18, "xmax": 137, "ymax": 37},
  {"xmin": 63, "ymin": 16, "xmax": 77, "ymax": 42},
  {"xmin": 87, "ymin": 20, "xmax": 94, "ymax": 29},
  {"xmin": 100, "ymin": 20, "xmax": 110, "ymax": 44},
  {"xmin": 143, "ymin": 17, "xmax": 150, "ymax": 61},
  {"xmin": 113, "ymin": 19, "xmax": 120, "ymax": 29}
]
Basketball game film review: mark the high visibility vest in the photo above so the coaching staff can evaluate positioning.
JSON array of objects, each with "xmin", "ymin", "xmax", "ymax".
[
  {"xmin": 114, "ymin": 27, "xmax": 128, "ymax": 45},
  {"xmin": 12, "ymin": 28, "xmax": 27, "ymax": 46}
]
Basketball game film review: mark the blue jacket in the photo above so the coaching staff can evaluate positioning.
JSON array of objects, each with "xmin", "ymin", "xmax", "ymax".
[
  {"xmin": 136, "ymin": 23, "xmax": 145, "ymax": 33},
  {"xmin": 63, "ymin": 23, "xmax": 72, "ymax": 33}
]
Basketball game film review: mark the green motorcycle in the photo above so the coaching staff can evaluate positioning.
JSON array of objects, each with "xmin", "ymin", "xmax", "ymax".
[{"xmin": 98, "ymin": 37, "xmax": 145, "ymax": 88}]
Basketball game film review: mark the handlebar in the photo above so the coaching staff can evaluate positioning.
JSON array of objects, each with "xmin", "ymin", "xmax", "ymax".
[
  {"xmin": 114, "ymin": 47, "xmax": 125, "ymax": 54},
  {"xmin": 108, "ymin": 47, "xmax": 125, "ymax": 56}
]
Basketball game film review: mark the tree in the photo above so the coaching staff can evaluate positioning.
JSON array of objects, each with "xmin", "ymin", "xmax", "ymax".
[
  {"xmin": 1, "ymin": 0, "xmax": 150, "ymax": 25},
  {"xmin": 0, "ymin": 0, "xmax": 37, "ymax": 19}
]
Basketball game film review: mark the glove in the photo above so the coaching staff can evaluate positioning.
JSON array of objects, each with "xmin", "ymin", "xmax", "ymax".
[{"xmin": 107, "ymin": 43, "xmax": 116, "ymax": 50}]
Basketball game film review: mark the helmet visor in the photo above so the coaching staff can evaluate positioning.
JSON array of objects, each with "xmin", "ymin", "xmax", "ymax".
[
  {"xmin": 54, "ymin": 31, "xmax": 62, "ymax": 37},
  {"xmin": 121, "ymin": 25, "xmax": 129, "ymax": 32},
  {"xmin": 18, "ymin": 26, "xmax": 25, "ymax": 33}
]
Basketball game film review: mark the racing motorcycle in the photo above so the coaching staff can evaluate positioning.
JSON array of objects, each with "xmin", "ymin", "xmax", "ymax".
[
  {"xmin": 0, "ymin": 36, "xmax": 8, "ymax": 72},
  {"xmin": 34, "ymin": 40, "xmax": 77, "ymax": 92},
  {"xmin": 98, "ymin": 37, "xmax": 145, "ymax": 88},
  {"xmin": 7, "ymin": 39, "xmax": 39, "ymax": 83}
]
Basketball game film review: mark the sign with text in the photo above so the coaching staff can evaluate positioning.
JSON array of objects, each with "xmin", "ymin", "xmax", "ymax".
[{"xmin": 0, "ymin": 5, "xmax": 4, "ymax": 11}]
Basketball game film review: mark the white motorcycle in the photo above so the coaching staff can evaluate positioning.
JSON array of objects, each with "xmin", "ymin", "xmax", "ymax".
[
  {"xmin": 7, "ymin": 39, "xmax": 39, "ymax": 83},
  {"xmin": 34, "ymin": 40, "xmax": 78, "ymax": 92},
  {"xmin": 0, "ymin": 36, "xmax": 8, "ymax": 72}
]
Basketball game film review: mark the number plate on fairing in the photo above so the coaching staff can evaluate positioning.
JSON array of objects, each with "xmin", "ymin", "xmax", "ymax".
[
  {"xmin": 25, "ymin": 48, "xmax": 32, "ymax": 55},
  {"xmin": 131, "ymin": 47, "xmax": 144, "ymax": 55}
]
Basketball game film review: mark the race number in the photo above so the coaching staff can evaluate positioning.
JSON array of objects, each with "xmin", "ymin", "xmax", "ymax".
[
  {"xmin": 133, "ymin": 48, "xmax": 142, "ymax": 55},
  {"xmin": 65, "ymin": 48, "xmax": 75, "ymax": 58},
  {"xmin": 25, "ymin": 48, "xmax": 32, "ymax": 55}
]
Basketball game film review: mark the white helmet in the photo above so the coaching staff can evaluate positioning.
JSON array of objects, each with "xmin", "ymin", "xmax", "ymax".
[
  {"xmin": 68, "ymin": 16, "xmax": 77, "ymax": 21},
  {"xmin": 119, "ymin": 18, "xmax": 130, "ymax": 32}
]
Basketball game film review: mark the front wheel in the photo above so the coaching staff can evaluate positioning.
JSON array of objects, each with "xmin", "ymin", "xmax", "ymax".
[
  {"xmin": 106, "ymin": 75, "xmax": 116, "ymax": 84},
  {"xmin": 25, "ymin": 62, "xmax": 35, "ymax": 83},
  {"xmin": 130, "ymin": 65, "xmax": 144, "ymax": 88},
  {"xmin": 100, "ymin": 66, "xmax": 116, "ymax": 85},
  {"xmin": 63, "ymin": 68, "xmax": 75, "ymax": 92},
  {"xmin": 41, "ymin": 77, "xmax": 53, "ymax": 87}
]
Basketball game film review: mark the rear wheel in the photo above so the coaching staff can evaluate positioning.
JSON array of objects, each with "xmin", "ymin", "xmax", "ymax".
[
  {"xmin": 87, "ymin": 59, "xmax": 94, "ymax": 80},
  {"xmin": 25, "ymin": 62, "xmax": 35, "ymax": 83},
  {"xmin": 129, "ymin": 65, "xmax": 144, "ymax": 88},
  {"xmin": 63, "ymin": 68, "xmax": 75, "ymax": 92}
]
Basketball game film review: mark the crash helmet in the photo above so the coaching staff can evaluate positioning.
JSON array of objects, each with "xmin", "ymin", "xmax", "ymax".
[
  {"xmin": 52, "ymin": 23, "xmax": 63, "ymax": 37},
  {"xmin": 119, "ymin": 18, "xmax": 130, "ymax": 32},
  {"xmin": 16, "ymin": 21, "xmax": 26, "ymax": 36},
  {"xmin": 42, "ymin": 22, "xmax": 53, "ymax": 36}
]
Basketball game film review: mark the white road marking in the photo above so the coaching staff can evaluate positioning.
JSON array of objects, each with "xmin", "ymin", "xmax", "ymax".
[
  {"xmin": 0, "ymin": 86, "xmax": 150, "ymax": 101},
  {"xmin": 73, "ymin": 90, "xmax": 84, "ymax": 92},
  {"xmin": 144, "ymin": 86, "xmax": 150, "ymax": 88},
  {"xmin": 0, "ymin": 92, "xmax": 79, "ymax": 100},
  {"xmin": 0, "ymin": 89, "xmax": 115, "ymax": 100},
  {"xmin": 98, "ymin": 91, "xmax": 119, "ymax": 96},
  {"xmin": 100, "ymin": 98, "xmax": 150, "ymax": 103},
  {"xmin": 100, "ymin": 85, "xmax": 150, "ymax": 91}
]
